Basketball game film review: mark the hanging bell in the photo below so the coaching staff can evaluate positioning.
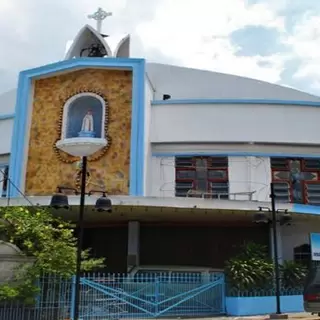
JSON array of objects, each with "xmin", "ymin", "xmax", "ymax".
[
  {"xmin": 253, "ymin": 211, "xmax": 269, "ymax": 224},
  {"xmin": 95, "ymin": 194, "xmax": 112, "ymax": 213},
  {"xmin": 50, "ymin": 193, "xmax": 69, "ymax": 210},
  {"xmin": 280, "ymin": 212, "xmax": 292, "ymax": 225}
]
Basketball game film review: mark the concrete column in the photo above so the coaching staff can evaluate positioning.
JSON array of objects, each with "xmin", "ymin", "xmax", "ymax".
[
  {"xmin": 270, "ymin": 223, "xmax": 283, "ymax": 264},
  {"xmin": 127, "ymin": 221, "xmax": 140, "ymax": 268}
]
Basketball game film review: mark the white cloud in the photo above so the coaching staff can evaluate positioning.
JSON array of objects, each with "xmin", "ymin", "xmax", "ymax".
[
  {"xmin": 287, "ymin": 14, "xmax": 320, "ymax": 79},
  {"xmin": 1, "ymin": 0, "xmax": 320, "ymax": 95},
  {"xmin": 0, "ymin": 0, "xmax": 30, "ymax": 41},
  {"xmin": 310, "ymin": 80, "xmax": 320, "ymax": 91},
  {"xmin": 136, "ymin": 0, "xmax": 286, "ymax": 83}
]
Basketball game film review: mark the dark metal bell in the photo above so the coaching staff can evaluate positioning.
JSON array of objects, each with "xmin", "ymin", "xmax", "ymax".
[
  {"xmin": 50, "ymin": 193, "xmax": 69, "ymax": 210},
  {"xmin": 280, "ymin": 213, "xmax": 292, "ymax": 225},
  {"xmin": 95, "ymin": 196, "xmax": 112, "ymax": 213},
  {"xmin": 253, "ymin": 212, "xmax": 269, "ymax": 224}
]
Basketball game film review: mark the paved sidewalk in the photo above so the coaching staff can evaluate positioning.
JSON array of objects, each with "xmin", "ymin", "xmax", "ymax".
[
  {"xmin": 218, "ymin": 313, "xmax": 318, "ymax": 320},
  {"xmin": 172, "ymin": 313, "xmax": 319, "ymax": 320}
]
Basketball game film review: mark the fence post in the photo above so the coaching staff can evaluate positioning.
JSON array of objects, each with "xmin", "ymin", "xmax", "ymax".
[
  {"xmin": 70, "ymin": 275, "xmax": 76, "ymax": 320},
  {"xmin": 221, "ymin": 273, "xmax": 226, "ymax": 314},
  {"xmin": 35, "ymin": 276, "xmax": 41, "ymax": 309},
  {"xmin": 155, "ymin": 276, "xmax": 160, "ymax": 316}
]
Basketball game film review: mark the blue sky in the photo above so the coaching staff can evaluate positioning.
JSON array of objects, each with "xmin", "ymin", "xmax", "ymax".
[
  {"xmin": 134, "ymin": 0, "xmax": 320, "ymax": 96},
  {"xmin": 0, "ymin": 0, "xmax": 320, "ymax": 96}
]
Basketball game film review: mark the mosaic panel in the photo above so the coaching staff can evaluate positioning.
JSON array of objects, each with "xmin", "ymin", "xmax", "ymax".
[{"xmin": 25, "ymin": 68, "xmax": 132, "ymax": 195}]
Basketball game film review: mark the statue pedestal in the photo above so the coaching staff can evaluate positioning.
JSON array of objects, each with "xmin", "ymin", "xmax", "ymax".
[
  {"xmin": 78, "ymin": 130, "xmax": 95, "ymax": 138},
  {"xmin": 56, "ymin": 137, "xmax": 107, "ymax": 157}
]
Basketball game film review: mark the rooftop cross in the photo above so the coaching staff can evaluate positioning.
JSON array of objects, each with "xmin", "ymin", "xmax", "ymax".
[{"xmin": 88, "ymin": 8, "xmax": 112, "ymax": 33}]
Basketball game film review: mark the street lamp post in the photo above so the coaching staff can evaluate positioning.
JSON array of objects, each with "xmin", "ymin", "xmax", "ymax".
[
  {"xmin": 74, "ymin": 156, "xmax": 87, "ymax": 320},
  {"xmin": 50, "ymin": 131, "xmax": 109, "ymax": 320},
  {"xmin": 253, "ymin": 183, "xmax": 292, "ymax": 318},
  {"xmin": 270, "ymin": 182, "xmax": 281, "ymax": 315},
  {"xmin": 50, "ymin": 160, "xmax": 112, "ymax": 320}
]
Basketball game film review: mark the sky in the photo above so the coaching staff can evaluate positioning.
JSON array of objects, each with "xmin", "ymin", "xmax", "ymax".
[{"xmin": 0, "ymin": 0, "xmax": 320, "ymax": 96}]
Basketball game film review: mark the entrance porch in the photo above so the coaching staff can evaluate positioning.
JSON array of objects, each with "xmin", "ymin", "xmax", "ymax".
[{"xmin": 0, "ymin": 196, "xmax": 319, "ymax": 317}]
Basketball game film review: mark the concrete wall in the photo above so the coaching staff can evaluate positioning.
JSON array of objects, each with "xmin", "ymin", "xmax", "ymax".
[
  {"xmin": 226, "ymin": 295, "xmax": 303, "ymax": 316},
  {"xmin": 150, "ymin": 103, "xmax": 320, "ymax": 145},
  {"xmin": 0, "ymin": 90, "xmax": 15, "ymax": 156},
  {"xmin": 0, "ymin": 119, "xmax": 13, "ymax": 154},
  {"xmin": 282, "ymin": 221, "xmax": 320, "ymax": 261},
  {"xmin": 0, "ymin": 89, "xmax": 16, "ymax": 114}
]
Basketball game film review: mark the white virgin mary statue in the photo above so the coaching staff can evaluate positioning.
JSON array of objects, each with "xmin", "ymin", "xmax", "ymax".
[{"xmin": 81, "ymin": 110, "xmax": 94, "ymax": 132}]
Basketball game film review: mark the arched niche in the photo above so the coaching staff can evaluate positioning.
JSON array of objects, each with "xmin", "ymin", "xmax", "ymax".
[
  {"xmin": 61, "ymin": 93, "xmax": 106, "ymax": 140},
  {"xmin": 65, "ymin": 24, "xmax": 112, "ymax": 59}
]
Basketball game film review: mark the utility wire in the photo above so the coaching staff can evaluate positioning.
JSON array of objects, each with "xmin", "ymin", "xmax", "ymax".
[{"xmin": 0, "ymin": 169, "xmax": 36, "ymax": 208}]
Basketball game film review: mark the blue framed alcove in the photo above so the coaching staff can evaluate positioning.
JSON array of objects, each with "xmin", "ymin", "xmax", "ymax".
[
  {"xmin": 9, "ymin": 57, "xmax": 146, "ymax": 197},
  {"xmin": 62, "ymin": 93, "xmax": 105, "ymax": 139}
]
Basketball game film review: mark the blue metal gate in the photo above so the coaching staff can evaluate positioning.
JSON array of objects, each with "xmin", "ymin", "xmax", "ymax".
[{"xmin": 71, "ymin": 272, "xmax": 225, "ymax": 319}]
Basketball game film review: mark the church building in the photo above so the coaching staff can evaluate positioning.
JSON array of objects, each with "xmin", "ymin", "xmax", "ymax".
[{"xmin": 1, "ymin": 8, "xmax": 320, "ymax": 275}]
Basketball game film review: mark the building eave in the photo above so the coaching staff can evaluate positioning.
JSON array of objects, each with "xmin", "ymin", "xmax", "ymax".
[
  {"xmin": 2, "ymin": 196, "xmax": 319, "ymax": 223},
  {"xmin": 0, "ymin": 195, "xmax": 288, "ymax": 211}
]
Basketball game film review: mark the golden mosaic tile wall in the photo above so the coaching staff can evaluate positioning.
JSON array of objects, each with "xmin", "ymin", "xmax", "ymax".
[{"xmin": 25, "ymin": 68, "xmax": 132, "ymax": 196}]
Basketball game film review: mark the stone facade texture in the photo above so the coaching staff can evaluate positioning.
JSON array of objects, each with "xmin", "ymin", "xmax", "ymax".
[{"xmin": 25, "ymin": 68, "xmax": 132, "ymax": 196}]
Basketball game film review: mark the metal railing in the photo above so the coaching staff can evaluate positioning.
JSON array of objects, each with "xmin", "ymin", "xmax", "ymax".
[
  {"xmin": 227, "ymin": 287, "xmax": 303, "ymax": 297},
  {"xmin": 0, "ymin": 272, "xmax": 226, "ymax": 319},
  {"xmin": 186, "ymin": 190, "xmax": 256, "ymax": 201}
]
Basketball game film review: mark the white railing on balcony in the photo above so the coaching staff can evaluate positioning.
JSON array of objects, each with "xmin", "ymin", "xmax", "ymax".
[
  {"xmin": 186, "ymin": 189, "xmax": 256, "ymax": 201},
  {"xmin": 157, "ymin": 180, "xmax": 269, "ymax": 201}
]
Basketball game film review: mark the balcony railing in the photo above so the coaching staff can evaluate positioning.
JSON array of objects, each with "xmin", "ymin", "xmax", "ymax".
[{"xmin": 186, "ymin": 190, "xmax": 256, "ymax": 201}]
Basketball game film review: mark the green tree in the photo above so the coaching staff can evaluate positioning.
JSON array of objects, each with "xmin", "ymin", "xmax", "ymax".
[{"xmin": 0, "ymin": 206, "xmax": 105, "ymax": 302}]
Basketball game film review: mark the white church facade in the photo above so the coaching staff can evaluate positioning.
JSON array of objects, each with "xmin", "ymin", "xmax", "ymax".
[{"xmin": 0, "ymin": 8, "xmax": 320, "ymax": 274}]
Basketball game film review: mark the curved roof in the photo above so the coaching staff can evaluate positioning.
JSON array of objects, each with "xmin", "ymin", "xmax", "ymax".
[
  {"xmin": 1, "ymin": 62, "xmax": 320, "ymax": 116},
  {"xmin": 146, "ymin": 63, "xmax": 320, "ymax": 101}
]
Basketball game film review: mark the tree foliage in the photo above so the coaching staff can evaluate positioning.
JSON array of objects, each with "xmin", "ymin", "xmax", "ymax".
[{"xmin": 0, "ymin": 207, "xmax": 105, "ymax": 302}]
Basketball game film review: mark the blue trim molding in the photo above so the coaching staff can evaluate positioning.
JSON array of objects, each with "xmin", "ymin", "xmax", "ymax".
[
  {"xmin": 152, "ymin": 98, "xmax": 320, "ymax": 107},
  {"xmin": 0, "ymin": 114, "xmax": 15, "ymax": 120},
  {"xmin": 9, "ymin": 57, "xmax": 145, "ymax": 197},
  {"xmin": 152, "ymin": 151, "xmax": 320, "ymax": 158},
  {"xmin": 293, "ymin": 204, "xmax": 320, "ymax": 215}
]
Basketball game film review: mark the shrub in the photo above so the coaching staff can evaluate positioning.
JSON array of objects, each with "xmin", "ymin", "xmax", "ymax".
[
  {"xmin": 280, "ymin": 260, "xmax": 307, "ymax": 289},
  {"xmin": 225, "ymin": 242, "xmax": 274, "ymax": 291}
]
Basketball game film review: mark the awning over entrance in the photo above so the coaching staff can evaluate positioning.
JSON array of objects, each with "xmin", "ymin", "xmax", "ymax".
[{"xmin": 0, "ymin": 195, "xmax": 319, "ymax": 223}]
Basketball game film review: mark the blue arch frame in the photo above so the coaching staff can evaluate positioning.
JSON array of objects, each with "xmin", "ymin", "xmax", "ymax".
[{"xmin": 9, "ymin": 58, "xmax": 145, "ymax": 197}]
